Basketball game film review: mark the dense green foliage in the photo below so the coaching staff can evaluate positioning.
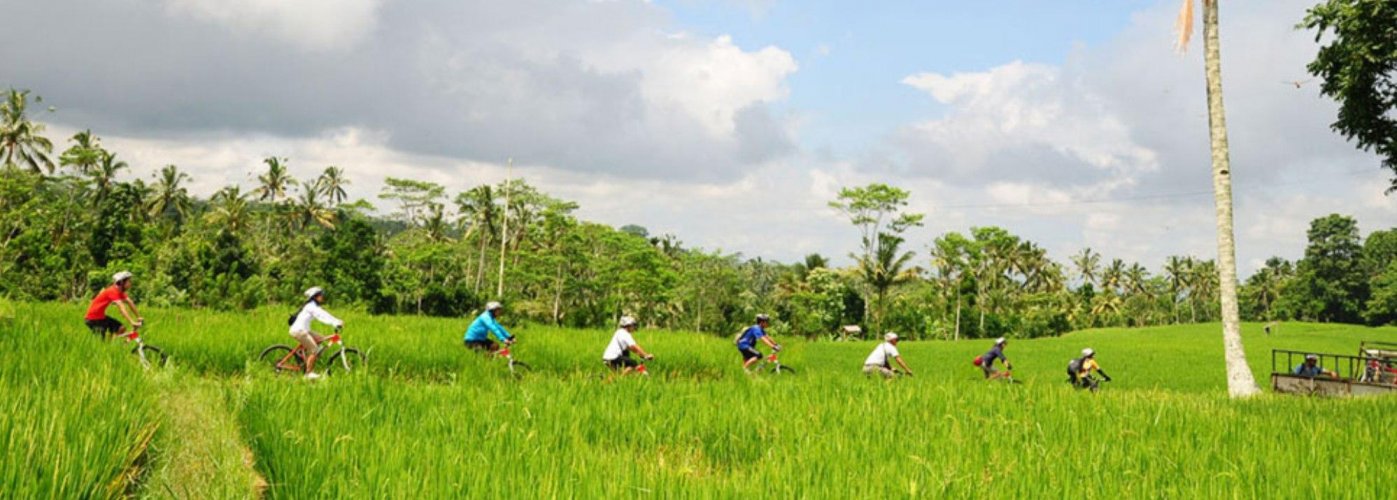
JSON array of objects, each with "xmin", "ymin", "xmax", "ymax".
[
  {"xmin": 2, "ymin": 89, "xmax": 1395, "ymax": 343},
  {"xmin": 1302, "ymin": 0, "xmax": 1397, "ymax": 193},
  {"xmin": 6, "ymin": 301, "xmax": 1397, "ymax": 497}
]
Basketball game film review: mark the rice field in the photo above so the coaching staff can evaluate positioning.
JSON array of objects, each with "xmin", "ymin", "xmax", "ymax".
[{"xmin": 5, "ymin": 301, "xmax": 1397, "ymax": 498}]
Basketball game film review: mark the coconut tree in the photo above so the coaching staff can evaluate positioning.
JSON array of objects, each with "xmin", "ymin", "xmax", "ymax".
[
  {"xmin": 0, "ymin": 89, "xmax": 55, "ymax": 174},
  {"xmin": 455, "ymin": 185, "xmax": 498, "ymax": 293},
  {"xmin": 147, "ymin": 164, "xmax": 192, "ymax": 221},
  {"xmin": 1163, "ymin": 255, "xmax": 1191, "ymax": 323},
  {"xmin": 207, "ymin": 186, "xmax": 251, "ymax": 234},
  {"xmin": 859, "ymin": 232, "xmax": 916, "ymax": 335},
  {"xmin": 292, "ymin": 182, "xmax": 336, "ymax": 229},
  {"xmin": 89, "ymin": 150, "xmax": 127, "ymax": 202},
  {"xmin": 254, "ymin": 157, "xmax": 296, "ymax": 203},
  {"xmin": 58, "ymin": 130, "xmax": 103, "ymax": 176},
  {"xmin": 1177, "ymin": 0, "xmax": 1260, "ymax": 397},
  {"xmin": 317, "ymin": 166, "xmax": 349, "ymax": 206},
  {"xmin": 1071, "ymin": 247, "xmax": 1102, "ymax": 290}
]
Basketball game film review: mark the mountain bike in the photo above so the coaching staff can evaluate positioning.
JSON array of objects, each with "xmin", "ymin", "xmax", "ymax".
[
  {"xmin": 118, "ymin": 328, "xmax": 167, "ymax": 368},
  {"xmin": 493, "ymin": 343, "xmax": 531, "ymax": 374},
  {"xmin": 750, "ymin": 351, "xmax": 795, "ymax": 375},
  {"xmin": 259, "ymin": 331, "xmax": 364, "ymax": 375}
]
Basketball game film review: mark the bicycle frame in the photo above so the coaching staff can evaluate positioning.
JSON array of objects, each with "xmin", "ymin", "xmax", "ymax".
[{"xmin": 279, "ymin": 334, "xmax": 344, "ymax": 372}]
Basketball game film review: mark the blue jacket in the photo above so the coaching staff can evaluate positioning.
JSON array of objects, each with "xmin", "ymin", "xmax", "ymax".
[{"xmin": 464, "ymin": 311, "xmax": 512, "ymax": 342}]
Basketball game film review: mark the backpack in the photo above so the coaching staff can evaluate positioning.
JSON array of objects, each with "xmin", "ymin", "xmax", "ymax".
[
  {"xmin": 733, "ymin": 329, "xmax": 745, "ymax": 346},
  {"xmin": 1067, "ymin": 357, "xmax": 1085, "ymax": 378},
  {"xmin": 972, "ymin": 355, "xmax": 984, "ymax": 367},
  {"xmin": 287, "ymin": 299, "xmax": 314, "ymax": 326}
]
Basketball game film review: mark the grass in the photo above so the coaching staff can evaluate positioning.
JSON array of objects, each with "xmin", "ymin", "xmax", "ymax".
[{"xmin": 5, "ymin": 301, "xmax": 1397, "ymax": 497}]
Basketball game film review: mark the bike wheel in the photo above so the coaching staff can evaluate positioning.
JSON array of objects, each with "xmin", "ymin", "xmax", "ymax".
[
  {"xmin": 132, "ymin": 345, "xmax": 167, "ymax": 368},
  {"xmin": 508, "ymin": 359, "xmax": 531, "ymax": 374},
  {"xmin": 326, "ymin": 347, "xmax": 365, "ymax": 374},
  {"xmin": 773, "ymin": 364, "xmax": 796, "ymax": 375},
  {"xmin": 259, "ymin": 345, "xmax": 297, "ymax": 373}
]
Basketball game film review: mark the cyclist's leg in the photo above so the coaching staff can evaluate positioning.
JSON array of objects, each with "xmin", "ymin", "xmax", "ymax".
[
  {"xmin": 304, "ymin": 333, "xmax": 325, "ymax": 374},
  {"xmin": 740, "ymin": 347, "xmax": 761, "ymax": 370}
]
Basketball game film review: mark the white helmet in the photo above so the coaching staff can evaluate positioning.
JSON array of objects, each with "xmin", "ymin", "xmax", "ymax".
[
  {"xmin": 619, "ymin": 316, "xmax": 638, "ymax": 328},
  {"xmin": 485, "ymin": 301, "xmax": 503, "ymax": 311},
  {"xmin": 884, "ymin": 332, "xmax": 899, "ymax": 342},
  {"xmin": 1082, "ymin": 348, "xmax": 1095, "ymax": 358},
  {"xmin": 304, "ymin": 287, "xmax": 325, "ymax": 299},
  {"xmin": 995, "ymin": 337, "xmax": 1007, "ymax": 345},
  {"xmin": 112, "ymin": 271, "xmax": 133, "ymax": 284}
]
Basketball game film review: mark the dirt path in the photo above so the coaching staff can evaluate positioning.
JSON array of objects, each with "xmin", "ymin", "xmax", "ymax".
[{"xmin": 140, "ymin": 374, "xmax": 267, "ymax": 499}]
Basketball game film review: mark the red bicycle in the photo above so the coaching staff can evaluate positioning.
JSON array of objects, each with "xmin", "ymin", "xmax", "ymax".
[{"xmin": 258, "ymin": 331, "xmax": 364, "ymax": 375}]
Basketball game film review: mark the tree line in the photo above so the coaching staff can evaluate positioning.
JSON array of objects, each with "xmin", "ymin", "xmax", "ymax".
[{"xmin": 2, "ymin": 89, "xmax": 1394, "ymax": 338}]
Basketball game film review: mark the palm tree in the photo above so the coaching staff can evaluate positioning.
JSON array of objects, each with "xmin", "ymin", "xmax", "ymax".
[
  {"xmin": 421, "ymin": 203, "xmax": 451, "ymax": 243},
  {"xmin": 0, "ymin": 89, "xmax": 55, "ymax": 174},
  {"xmin": 58, "ymin": 130, "xmax": 104, "ymax": 176},
  {"xmin": 455, "ymin": 185, "xmax": 498, "ymax": 294},
  {"xmin": 1178, "ymin": 0, "xmax": 1260, "ymax": 397},
  {"xmin": 1101, "ymin": 259, "xmax": 1126, "ymax": 296},
  {"xmin": 292, "ymin": 182, "xmax": 336, "ymax": 229},
  {"xmin": 254, "ymin": 157, "xmax": 296, "ymax": 203},
  {"xmin": 89, "ymin": 150, "xmax": 128, "ymax": 202},
  {"xmin": 1163, "ymin": 255, "xmax": 1191, "ymax": 323},
  {"xmin": 147, "ymin": 164, "xmax": 192, "ymax": 221},
  {"xmin": 1071, "ymin": 247, "xmax": 1101, "ymax": 290},
  {"xmin": 207, "ymin": 186, "xmax": 251, "ymax": 234},
  {"xmin": 317, "ymin": 166, "xmax": 349, "ymax": 206},
  {"xmin": 930, "ymin": 237, "xmax": 970, "ymax": 340},
  {"xmin": 859, "ymin": 232, "xmax": 915, "ymax": 335}
]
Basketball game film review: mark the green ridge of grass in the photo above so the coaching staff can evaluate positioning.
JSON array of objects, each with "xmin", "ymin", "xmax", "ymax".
[{"xmin": 140, "ymin": 373, "xmax": 267, "ymax": 499}]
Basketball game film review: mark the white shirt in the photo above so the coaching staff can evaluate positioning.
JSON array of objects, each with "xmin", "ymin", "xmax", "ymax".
[
  {"xmin": 602, "ymin": 328, "xmax": 636, "ymax": 361},
  {"xmin": 863, "ymin": 342, "xmax": 900, "ymax": 367},
  {"xmin": 290, "ymin": 301, "xmax": 343, "ymax": 334}
]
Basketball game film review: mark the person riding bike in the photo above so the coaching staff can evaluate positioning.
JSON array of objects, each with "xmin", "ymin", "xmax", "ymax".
[
  {"xmin": 736, "ymin": 313, "xmax": 781, "ymax": 372},
  {"xmin": 1067, "ymin": 348, "xmax": 1112, "ymax": 390},
  {"xmin": 464, "ymin": 301, "xmax": 514, "ymax": 353},
  {"xmin": 84, "ymin": 271, "xmax": 143, "ymax": 337},
  {"xmin": 287, "ymin": 286, "xmax": 343, "ymax": 380},
  {"xmin": 602, "ymin": 316, "xmax": 653, "ymax": 375},
  {"xmin": 979, "ymin": 337, "xmax": 1012, "ymax": 380},
  {"xmin": 863, "ymin": 332, "xmax": 914, "ymax": 378}
]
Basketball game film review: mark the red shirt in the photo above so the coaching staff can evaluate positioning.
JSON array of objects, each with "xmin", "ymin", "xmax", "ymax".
[{"xmin": 85, "ymin": 285, "xmax": 128, "ymax": 321}]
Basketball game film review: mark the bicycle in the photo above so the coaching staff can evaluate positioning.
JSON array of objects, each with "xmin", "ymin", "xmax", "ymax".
[
  {"xmin": 750, "ymin": 351, "xmax": 796, "ymax": 375},
  {"xmin": 93, "ymin": 325, "xmax": 167, "ymax": 368},
  {"xmin": 120, "ymin": 328, "xmax": 167, "ymax": 368},
  {"xmin": 493, "ymin": 342, "xmax": 531, "ymax": 374},
  {"xmin": 258, "ymin": 330, "xmax": 364, "ymax": 375}
]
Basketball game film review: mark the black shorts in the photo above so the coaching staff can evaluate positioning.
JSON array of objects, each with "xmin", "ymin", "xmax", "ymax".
[
  {"xmin": 464, "ymin": 339, "xmax": 498, "ymax": 352},
  {"xmin": 605, "ymin": 355, "xmax": 639, "ymax": 369},
  {"xmin": 739, "ymin": 346, "xmax": 762, "ymax": 361},
  {"xmin": 86, "ymin": 317, "xmax": 123, "ymax": 336}
]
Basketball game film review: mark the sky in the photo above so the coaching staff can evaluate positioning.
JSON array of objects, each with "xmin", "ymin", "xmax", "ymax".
[{"xmin": 1, "ymin": 0, "xmax": 1392, "ymax": 277}]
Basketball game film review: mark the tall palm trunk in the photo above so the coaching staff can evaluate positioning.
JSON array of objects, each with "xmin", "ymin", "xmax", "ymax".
[{"xmin": 1200, "ymin": 0, "xmax": 1260, "ymax": 397}]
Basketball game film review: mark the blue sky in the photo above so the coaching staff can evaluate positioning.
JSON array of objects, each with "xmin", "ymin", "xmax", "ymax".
[{"xmin": 658, "ymin": 0, "xmax": 1160, "ymax": 155}]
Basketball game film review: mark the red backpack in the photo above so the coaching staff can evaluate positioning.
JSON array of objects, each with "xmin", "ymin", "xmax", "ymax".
[{"xmin": 972, "ymin": 355, "xmax": 984, "ymax": 367}]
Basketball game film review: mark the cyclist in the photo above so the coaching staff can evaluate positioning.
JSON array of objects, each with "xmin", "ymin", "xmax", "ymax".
[
  {"xmin": 1293, "ymin": 354, "xmax": 1337, "ymax": 379},
  {"xmin": 736, "ymin": 313, "xmax": 781, "ymax": 372},
  {"xmin": 1067, "ymin": 348, "xmax": 1112, "ymax": 390},
  {"xmin": 464, "ymin": 301, "xmax": 513, "ymax": 353},
  {"xmin": 602, "ymin": 316, "xmax": 653, "ymax": 375},
  {"xmin": 979, "ymin": 337, "xmax": 1012, "ymax": 380},
  {"xmin": 84, "ymin": 271, "xmax": 143, "ymax": 337},
  {"xmin": 287, "ymin": 286, "xmax": 343, "ymax": 380},
  {"xmin": 863, "ymin": 332, "xmax": 913, "ymax": 378}
]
